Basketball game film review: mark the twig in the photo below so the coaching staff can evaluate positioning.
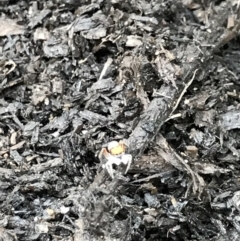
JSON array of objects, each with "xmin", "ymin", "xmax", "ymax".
[{"xmin": 170, "ymin": 69, "xmax": 198, "ymax": 116}]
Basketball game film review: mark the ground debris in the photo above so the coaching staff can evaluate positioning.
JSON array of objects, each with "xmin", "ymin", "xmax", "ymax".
[
  {"xmin": 0, "ymin": 15, "xmax": 25, "ymax": 36},
  {"xmin": 219, "ymin": 109, "xmax": 240, "ymax": 131},
  {"xmin": 1, "ymin": 0, "xmax": 240, "ymax": 240}
]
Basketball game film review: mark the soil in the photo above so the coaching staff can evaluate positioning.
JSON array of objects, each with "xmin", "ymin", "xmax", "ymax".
[{"xmin": 1, "ymin": 0, "xmax": 240, "ymax": 241}]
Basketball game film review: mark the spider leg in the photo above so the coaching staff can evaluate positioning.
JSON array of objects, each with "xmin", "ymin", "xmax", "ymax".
[
  {"xmin": 123, "ymin": 154, "xmax": 132, "ymax": 174},
  {"xmin": 105, "ymin": 156, "xmax": 123, "ymax": 178},
  {"xmin": 98, "ymin": 148, "xmax": 109, "ymax": 162},
  {"xmin": 99, "ymin": 148, "xmax": 113, "ymax": 176},
  {"xmin": 119, "ymin": 140, "xmax": 128, "ymax": 152},
  {"xmin": 105, "ymin": 161, "xmax": 114, "ymax": 179}
]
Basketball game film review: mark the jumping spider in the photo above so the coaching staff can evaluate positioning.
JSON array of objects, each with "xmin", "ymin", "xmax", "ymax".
[{"xmin": 98, "ymin": 140, "xmax": 132, "ymax": 178}]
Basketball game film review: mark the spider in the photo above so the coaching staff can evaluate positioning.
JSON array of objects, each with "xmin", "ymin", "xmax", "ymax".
[{"xmin": 98, "ymin": 140, "xmax": 132, "ymax": 178}]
